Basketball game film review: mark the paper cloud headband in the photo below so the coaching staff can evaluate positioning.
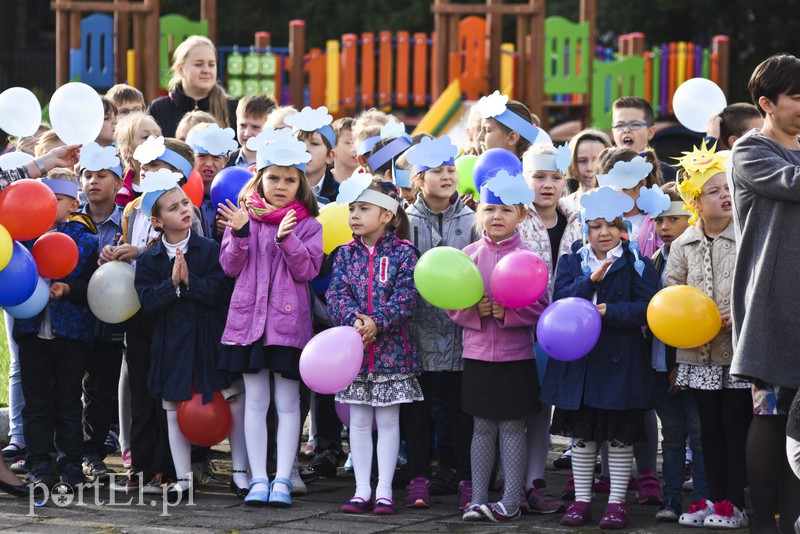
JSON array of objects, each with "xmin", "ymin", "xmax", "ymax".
[
  {"xmin": 78, "ymin": 141, "xmax": 123, "ymax": 178},
  {"xmin": 187, "ymin": 123, "xmax": 238, "ymax": 156},
  {"xmin": 41, "ymin": 178, "xmax": 80, "ymax": 199},
  {"xmin": 405, "ymin": 136, "xmax": 458, "ymax": 174},
  {"xmin": 366, "ymin": 120, "xmax": 413, "ymax": 172},
  {"xmin": 336, "ymin": 173, "xmax": 400, "ymax": 214},
  {"xmin": 133, "ymin": 136, "xmax": 193, "ymax": 179},
  {"xmin": 140, "ymin": 168, "xmax": 183, "ymax": 218},
  {"xmin": 523, "ymin": 144, "xmax": 571, "ymax": 174},
  {"xmin": 256, "ymin": 136, "xmax": 312, "ymax": 173},
  {"xmin": 476, "ymin": 90, "xmax": 541, "ymax": 144},
  {"xmin": 596, "ymin": 156, "xmax": 653, "ymax": 190},
  {"xmin": 245, "ymin": 127, "xmax": 295, "ymax": 152},
  {"xmin": 636, "ymin": 184, "xmax": 672, "ymax": 218},
  {"xmin": 480, "ymin": 169, "xmax": 535, "ymax": 206},
  {"xmin": 284, "ymin": 106, "xmax": 336, "ymax": 148}
]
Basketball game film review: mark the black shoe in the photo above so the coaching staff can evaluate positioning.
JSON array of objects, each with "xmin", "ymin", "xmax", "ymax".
[
  {"xmin": 28, "ymin": 462, "xmax": 57, "ymax": 489},
  {"xmin": 60, "ymin": 463, "xmax": 86, "ymax": 487},
  {"xmin": 553, "ymin": 448, "xmax": 572, "ymax": 469},
  {"xmin": 307, "ymin": 449, "xmax": 340, "ymax": 479},
  {"xmin": 430, "ymin": 469, "xmax": 458, "ymax": 495},
  {"xmin": 230, "ymin": 480, "xmax": 249, "ymax": 499},
  {"xmin": 1, "ymin": 443, "xmax": 26, "ymax": 463},
  {"xmin": 0, "ymin": 479, "xmax": 33, "ymax": 498}
]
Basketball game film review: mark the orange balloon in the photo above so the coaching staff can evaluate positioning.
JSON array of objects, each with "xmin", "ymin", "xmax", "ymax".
[
  {"xmin": 182, "ymin": 169, "xmax": 204, "ymax": 207},
  {"xmin": 177, "ymin": 390, "xmax": 232, "ymax": 447},
  {"xmin": 647, "ymin": 285, "xmax": 722, "ymax": 349},
  {"xmin": 32, "ymin": 232, "xmax": 79, "ymax": 279},
  {"xmin": 0, "ymin": 180, "xmax": 57, "ymax": 240}
]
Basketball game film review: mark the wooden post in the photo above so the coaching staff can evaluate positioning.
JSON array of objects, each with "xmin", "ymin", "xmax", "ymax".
[
  {"xmin": 629, "ymin": 33, "xmax": 646, "ymax": 56},
  {"xmin": 132, "ymin": 12, "xmax": 143, "ymax": 89},
  {"xmin": 432, "ymin": 0, "xmax": 449, "ymax": 98},
  {"xmin": 289, "ymin": 20, "xmax": 306, "ymax": 109},
  {"xmin": 201, "ymin": 0, "xmax": 216, "ymax": 44},
  {"xmin": 143, "ymin": 0, "xmax": 159, "ymax": 101},
  {"xmin": 55, "ymin": 0, "xmax": 70, "ymax": 87},
  {"xmin": 528, "ymin": 0, "xmax": 545, "ymax": 124},
  {"xmin": 580, "ymin": 0, "xmax": 596, "ymax": 125},
  {"xmin": 712, "ymin": 35, "xmax": 729, "ymax": 98},
  {"xmin": 486, "ymin": 0, "xmax": 503, "ymax": 92},
  {"xmin": 255, "ymin": 31, "xmax": 271, "ymax": 49},
  {"xmin": 515, "ymin": 15, "xmax": 526, "ymax": 107}
]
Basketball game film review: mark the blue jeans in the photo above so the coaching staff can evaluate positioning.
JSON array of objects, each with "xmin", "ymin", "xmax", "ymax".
[{"xmin": 654, "ymin": 372, "xmax": 709, "ymax": 505}]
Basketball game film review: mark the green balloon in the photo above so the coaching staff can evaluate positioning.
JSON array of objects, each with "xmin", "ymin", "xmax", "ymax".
[
  {"xmin": 414, "ymin": 246, "xmax": 484, "ymax": 310},
  {"xmin": 455, "ymin": 155, "xmax": 479, "ymax": 200}
]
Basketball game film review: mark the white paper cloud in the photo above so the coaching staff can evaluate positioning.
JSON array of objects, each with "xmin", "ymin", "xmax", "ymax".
[
  {"xmin": 336, "ymin": 172, "xmax": 373, "ymax": 204},
  {"xmin": 476, "ymin": 90, "xmax": 509, "ymax": 119},
  {"xmin": 284, "ymin": 106, "xmax": 333, "ymax": 132},
  {"xmin": 133, "ymin": 135, "xmax": 166, "ymax": 165},
  {"xmin": 596, "ymin": 156, "xmax": 653, "ymax": 190},
  {"xmin": 140, "ymin": 168, "xmax": 182, "ymax": 193},
  {"xmin": 79, "ymin": 142, "xmax": 121, "ymax": 171},
  {"xmin": 245, "ymin": 127, "xmax": 295, "ymax": 152}
]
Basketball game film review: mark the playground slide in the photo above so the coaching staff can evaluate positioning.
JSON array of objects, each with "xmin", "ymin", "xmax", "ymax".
[{"xmin": 412, "ymin": 79, "xmax": 463, "ymax": 138}]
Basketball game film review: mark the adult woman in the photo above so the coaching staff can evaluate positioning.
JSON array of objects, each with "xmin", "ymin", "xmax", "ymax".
[{"xmin": 148, "ymin": 36, "xmax": 238, "ymax": 138}]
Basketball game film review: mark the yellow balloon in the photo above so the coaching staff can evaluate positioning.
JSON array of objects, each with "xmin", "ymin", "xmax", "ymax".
[
  {"xmin": 317, "ymin": 202, "xmax": 352, "ymax": 254},
  {"xmin": 647, "ymin": 285, "xmax": 722, "ymax": 349},
  {"xmin": 0, "ymin": 224, "xmax": 11, "ymax": 272}
]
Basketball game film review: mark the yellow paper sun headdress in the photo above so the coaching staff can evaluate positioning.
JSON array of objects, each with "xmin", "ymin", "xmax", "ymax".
[{"xmin": 675, "ymin": 140, "xmax": 728, "ymax": 225}]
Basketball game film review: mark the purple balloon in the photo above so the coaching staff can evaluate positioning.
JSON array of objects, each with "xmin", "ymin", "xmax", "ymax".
[
  {"xmin": 334, "ymin": 400, "xmax": 376, "ymax": 430},
  {"xmin": 300, "ymin": 326, "xmax": 363, "ymax": 394},
  {"xmin": 210, "ymin": 166, "xmax": 253, "ymax": 209},
  {"xmin": 537, "ymin": 297, "xmax": 601, "ymax": 362},
  {"xmin": 472, "ymin": 148, "xmax": 522, "ymax": 190}
]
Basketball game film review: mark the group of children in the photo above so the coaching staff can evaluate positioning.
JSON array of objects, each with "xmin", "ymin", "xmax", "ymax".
[{"xmin": 1, "ymin": 41, "xmax": 800, "ymax": 532}]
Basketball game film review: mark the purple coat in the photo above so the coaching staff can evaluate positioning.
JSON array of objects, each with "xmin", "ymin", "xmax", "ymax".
[
  {"xmin": 219, "ymin": 216, "xmax": 323, "ymax": 348},
  {"xmin": 447, "ymin": 232, "xmax": 548, "ymax": 363},
  {"xmin": 326, "ymin": 232, "xmax": 421, "ymax": 374}
]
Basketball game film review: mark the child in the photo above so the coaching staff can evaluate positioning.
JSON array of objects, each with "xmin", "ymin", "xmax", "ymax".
[
  {"xmin": 186, "ymin": 123, "xmax": 238, "ymax": 240},
  {"xmin": 285, "ymin": 105, "xmax": 340, "ymax": 204},
  {"xmin": 265, "ymin": 105, "xmax": 298, "ymax": 129},
  {"xmin": 331, "ymin": 117, "xmax": 358, "ymax": 183},
  {"xmin": 611, "ymin": 97, "xmax": 676, "ymax": 182},
  {"xmin": 134, "ymin": 170, "xmax": 233, "ymax": 502},
  {"xmin": 518, "ymin": 143, "xmax": 581, "ymax": 513},
  {"xmin": 97, "ymin": 97, "xmax": 118, "ymax": 147},
  {"xmin": 326, "ymin": 176, "xmax": 421, "ymax": 516},
  {"xmin": 476, "ymin": 90, "xmax": 545, "ymax": 158},
  {"xmin": 597, "ymin": 147, "xmax": 663, "ymax": 258},
  {"xmin": 175, "ymin": 110, "xmax": 218, "ymax": 142},
  {"xmin": 448, "ymin": 171, "xmax": 546, "ymax": 522},
  {"xmin": 217, "ymin": 133, "xmax": 322, "ymax": 507},
  {"xmin": 714, "ymin": 103, "xmax": 764, "ymax": 150},
  {"xmin": 541, "ymin": 186, "xmax": 659, "ymax": 529},
  {"xmin": 15, "ymin": 172, "xmax": 99, "ymax": 488},
  {"xmin": 462, "ymin": 106, "xmax": 483, "ymax": 156},
  {"xmin": 34, "ymin": 129, "xmax": 65, "ymax": 159},
  {"xmin": 664, "ymin": 142, "xmax": 752, "ymax": 528},
  {"xmin": 76, "ymin": 143, "xmax": 126, "ymax": 483},
  {"xmin": 115, "ymin": 113, "xmax": 162, "ymax": 207},
  {"xmin": 404, "ymin": 136, "xmax": 477, "ymax": 509},
  {"xmin": 228, "ymin": 94, "xmax": 276, "ymax": 169},
  {"xmin": 649, "ymin": 183, "xmax": 709, "ymax": 523},
  {"xmin": 565, "ymin": 129, "xmax": 612, "ymax": 207},
  {"xmin": 359, "ymin": 119, "xmax": 413, "ymax": 180},
  {"xmin": 104, "ymin": 84, "xmax": 146, "ymax": 117}
]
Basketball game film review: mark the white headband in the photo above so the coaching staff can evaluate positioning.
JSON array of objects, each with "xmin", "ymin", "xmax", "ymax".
[
  {"xmin": 353, "ymin": 189, "xmax": 399, "ymax": 214},
  {"xmin": 523, "ymin": 153, "xmax": 559, "ymax": 173},
  {"xmin": 657, "ymin": 200, "xmax": 690, "ymax": 217}
]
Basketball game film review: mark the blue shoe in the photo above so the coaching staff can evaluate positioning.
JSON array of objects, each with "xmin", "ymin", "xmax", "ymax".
[
  {"xmin": 268, "ymin": 477, "xmax": 293, "ymax": 508},
  {"xmin": 243, "ymin": 478, "xmax": 270, "ymax": 507}
]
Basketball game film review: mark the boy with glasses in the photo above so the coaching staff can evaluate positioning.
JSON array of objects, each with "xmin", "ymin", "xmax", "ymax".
[{"xmin": 611, "ymin": 97, "xmax": 677, "ymax": 182}]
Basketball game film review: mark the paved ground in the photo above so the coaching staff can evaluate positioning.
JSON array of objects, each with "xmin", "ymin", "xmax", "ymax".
[{"xmin": 0, "ymin": 438, "xmax": 751, "ymax": 533}]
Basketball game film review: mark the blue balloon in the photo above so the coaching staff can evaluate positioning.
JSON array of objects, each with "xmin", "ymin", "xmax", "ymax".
[
  {"xmin": 473, "ymin": 148, "xmax": 522, "ymax": 191},
  {"xmin": 0, "ymin": 242, "xmax": 38, "ymax": 307},
  {"xmin": 5, "ymin": 276, "xmax": 49, "ymax": 319},
  {"xmin": 210, "ymin": 166, "xmax": 253, "ymax": 209}
]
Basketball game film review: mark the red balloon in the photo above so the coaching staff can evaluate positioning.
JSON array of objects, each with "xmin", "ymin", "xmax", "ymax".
[
  {"xmin": 32, "ymin": 232, "xmax": 78, "ymax": 279},
  {"xmin": 182, "ymin": 169, "xmax": 204, "ymax": 207},
  {"xmin": 177, "ymin": 390, "xmax": 232, "ymax": 447},
  {"xmin": 0, "ymin": 180, "xmax": 58, "ymax": 240}
]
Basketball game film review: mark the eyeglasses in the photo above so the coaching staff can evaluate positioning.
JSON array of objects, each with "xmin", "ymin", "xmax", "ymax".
[{"xmin": 611, "ymin": 120, "xmax": 651, "ymax": 131}]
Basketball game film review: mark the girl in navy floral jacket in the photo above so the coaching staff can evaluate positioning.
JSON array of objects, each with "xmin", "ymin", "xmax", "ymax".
[{"xmin": 326, "ymin": 176, "xmax": 421, "ymax": 516}]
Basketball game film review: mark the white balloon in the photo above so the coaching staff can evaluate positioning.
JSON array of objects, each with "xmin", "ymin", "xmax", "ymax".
[
  {"xmin": 672, "ymin": 78, "xmax": 727, "ymax": 133},
  {"xmin": 0, "ymin": 151, "xmax": 34, "ymax": 171},
  {"xmin": 49, "ymin": 82, "xmax": 105, "ymax": 145},
  {"xmin": 0, "ymin": 87, "xmax": 42, "ymax": 138},
  {"xmin": 87, "ymin": 261, "xmax": 141, "ymax": 324}
]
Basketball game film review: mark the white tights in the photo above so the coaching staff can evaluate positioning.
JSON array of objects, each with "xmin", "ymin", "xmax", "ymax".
[
  {"xmin": 243, "ymin": 371, "xmax": 300, "ymax": 495},
  {"xmin": 227, "ymin": 391, "xmax": 249, "ymax": 489},
  {"xmin": 166, "ymin": 410, "xmax": 192, "ymax": 491},
  {"xmin": 349, "ymin": 404, "xmax": 400, "ymax": 503}
]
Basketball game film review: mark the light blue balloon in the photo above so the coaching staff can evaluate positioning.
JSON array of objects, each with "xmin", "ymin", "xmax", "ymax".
[{"xmin": 5, "ymin": 276, "xmax": 50, "ymax": 319}]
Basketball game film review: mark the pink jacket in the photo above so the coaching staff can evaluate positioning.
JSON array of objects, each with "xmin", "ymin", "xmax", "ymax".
[
  {"xmin": 447, "ymin": 231, "xmax": 548, "ymax": 363},
  {"xmin": 219, "ymin": 216, "xmax": 323, "ymax": 348},
  {"xmin": 636, "ymin": 214, "xmax": 663, "ymax": 258}
]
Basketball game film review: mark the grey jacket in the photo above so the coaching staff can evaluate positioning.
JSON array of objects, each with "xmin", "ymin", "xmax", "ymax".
[
  {"xmin": 407, "ymin": 195, "xmax": 478, "ymax": 371},
  {"xmin": 730, "ymin": 131, "xmax": 800, "ymax": 388}
]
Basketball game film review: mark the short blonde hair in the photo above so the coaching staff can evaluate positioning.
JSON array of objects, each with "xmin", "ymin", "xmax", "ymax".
[
  {"xmin": 46, "ymin": 167, "xmax": 79, "ymax": 183},
  {"xmin": 175, "ymin": 110, "xmax": 219, "ymax": 141},
  {"xmin": 34, "ymin": 130, "xmax": 64, "ymax": 157},
  {"xmin": 116, "ymin": 114, "xmax": 162, "ymax": 171},
  {"xmin": 265, "ymin": 106, "xmax": 297, "ymax": 129}
]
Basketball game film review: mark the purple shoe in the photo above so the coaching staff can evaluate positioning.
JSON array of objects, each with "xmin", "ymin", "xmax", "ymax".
[
  {"xmin": 561, "ymin": 475, "xmax": 575, "ymax": 500},
  {"xmin": 341, "ymin": 497, "xmax": 372, "ymax": 514},
  {"xmin": 560, "ymin": 500, "xmax": 593, "ymax": 526},
  {"xmin": 527, "ymin": 480, "xmax": 567, "ymax": 514},
  {"xmin": 373, "ymin": 498, "xmax": 396, "ymax": 515},
  {"xmin": 462, "ymin": 503, "xmax": 484, "ymax": 521},
  {"xmin": 480, "ymin": 502, "xmax": 521, "ymax": 523},
  {"xmin": 457, "ymin": 480, "xmax": 472, "ymax": 511},
  {"xmin": 405, "ymin": 477, "xmax": 430, "ymax": 508},
  {"xmin": 636, "ymin": 470, "xmax": 663, "ymax": 505},
  {"xmin": 599, "ymin": 502, "xmax": 628, "ymax": 530}
]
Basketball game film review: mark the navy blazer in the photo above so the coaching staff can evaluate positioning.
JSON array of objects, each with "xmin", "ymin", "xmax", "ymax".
[{"xmin": 540, "ymin": 240, "xmax": 659, "ymax": 411}]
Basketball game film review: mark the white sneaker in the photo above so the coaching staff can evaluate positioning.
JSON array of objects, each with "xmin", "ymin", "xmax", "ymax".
[
  {"xmin": 679, "ymin": 499, "xmax": 714, "ymax": 527},
  {"xmin": 682, "ymin": 477, "xmax": 694, "ymax": 491},
  {"xmin": 344, "ymin": 452, "xmax": 354, "ymax": 472},
  {"xmin": 704, "ymin": 501, "xmax": 748, "ymax": 529},
  {"xmin": 290, "ymin": 458, "xmax": 307, "ymax": 496}
]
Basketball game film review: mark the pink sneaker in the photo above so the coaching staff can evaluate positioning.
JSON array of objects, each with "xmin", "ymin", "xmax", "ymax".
[
  {"xmin": 527, "ymin": 480, "xmax": 566, "ymax": 514},
  {"xmin": 121, "ymin": 448, "xmax": 132, "ymax": 470},
  {"xmin": 599, "ymin": 502, "xmax": 628, "ymax": 530},
  {"xmin": 560, "ymin": 500, "xmax": 592, "ymax": 526},
  {"xmin": 457, "ymin": 480, "xmax": 472, "ymax": 511},
  {"xmin": 636, "ymin": 470, "xmax": 663, "ymax": 505},
  {"xmin": 404, "ymin": 477, "xmax": 430, "ymax": 508},
  {"xmin": 561, "ymin": 475, "xmax": 575, "ymax": 500}
]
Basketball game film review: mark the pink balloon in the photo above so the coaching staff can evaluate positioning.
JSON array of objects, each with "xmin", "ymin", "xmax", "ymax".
[
  {"xmin": 334, "ymin": 400, "xmax": 376, "ymax": 430},
  {"xmin": 300, "ymin": 326, "xmax": 363, "ymax": 394},
  {"xmin": 491, "ymin": 250, "xmax": 548, "ymax": 309}
]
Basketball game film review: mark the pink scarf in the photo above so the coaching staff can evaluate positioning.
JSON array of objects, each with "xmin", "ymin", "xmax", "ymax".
[{"xmin": 244, "ymin": 193, "xmax": 310, "ymax": 224}]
